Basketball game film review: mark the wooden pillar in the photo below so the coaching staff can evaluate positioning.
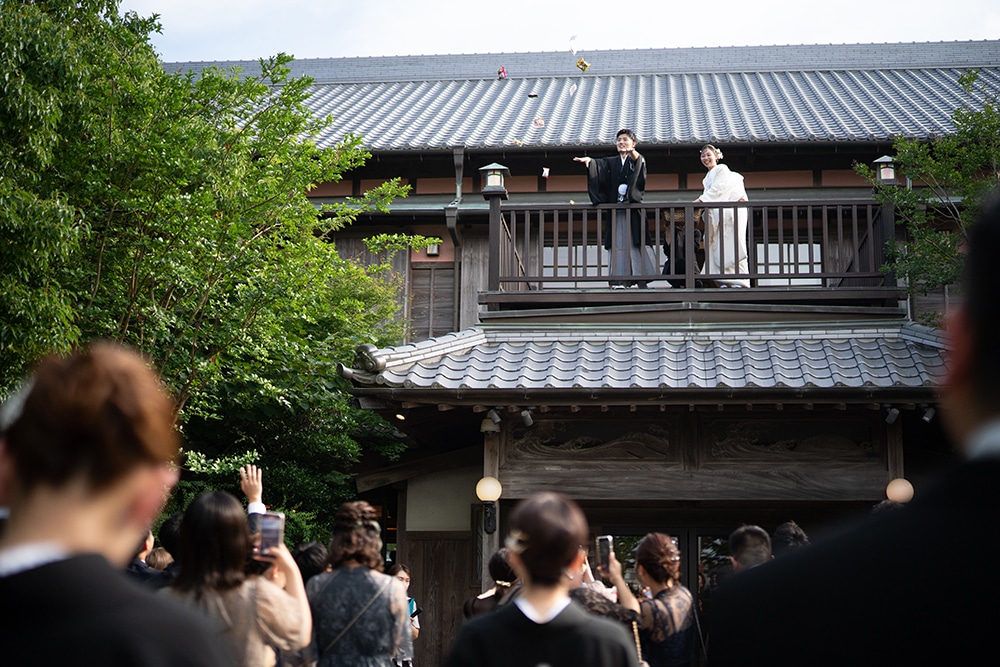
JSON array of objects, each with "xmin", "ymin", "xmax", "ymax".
[
  {"xmin": 886, "ymin": 415, "xmax": 904, "ymax": 480},
  {"xmin": 480, "ymin": 430, "xmax": 500, "ymax": 591}
]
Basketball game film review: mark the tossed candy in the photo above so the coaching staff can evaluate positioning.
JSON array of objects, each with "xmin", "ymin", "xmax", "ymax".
[
  {"xmin": 532, "ymin": 117, "xmax": 545, "ymax": 128},
  {"xmin": 542, "ymin": 167, "xmax": 550, "ymax": 178},
  {"xmin": 497, "ymin": 66, "xmax": 507, "ymax": 80},
  {"xmin": 576, "ymin": 58, "xmax": 589, "ymax": 73}
]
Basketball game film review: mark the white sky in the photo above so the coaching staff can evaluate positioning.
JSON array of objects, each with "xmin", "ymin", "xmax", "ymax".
[{"xmin": 119, "ymin": 0, "xmax": 1000, "ymax": 63}]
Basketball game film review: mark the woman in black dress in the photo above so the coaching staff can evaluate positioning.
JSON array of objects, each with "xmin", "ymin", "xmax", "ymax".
[{"xmin": 445, "ymin": 492, "xmax": 639, "ymax": 667}]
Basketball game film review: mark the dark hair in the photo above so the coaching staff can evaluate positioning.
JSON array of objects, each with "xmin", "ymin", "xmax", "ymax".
[
  {"xmin": 292, "ymin": 541, "xmax": 329, "ymax": 584},
  {"xmin": 962, "ymin": 193, "xmax": 1000, "ymax": 407},
  {"xmin": 636, "ymin": 532, "xmax": 682, "ymax": 584},
  {"xmin": 729, "ymin": 524, "xmax": 772, "ymax": 569},
  {"xmin": 488, "ymin": 547, "xmax": 517, "ymax": 588},
  {"xmin": 3, "ymin": 342, "xmax": 179, "ymax": 494},
  {"xmin": 387, "ymin": 563, "xmax": 410, "ymax": 578},
  {"xmin": 327, "ymin": 501, "xmax": 383, "ymax": 571},
  {"xmin": 158, "ymin": 511, "xmax": 184, "ymax": 559},
  {"xmin": 173, "ymin": 491, "xmax": 251, "ymax": 593},
  {"xmin": 506, "ymin": 492, "xmax": 587, "ymax": 586},
  {"xmin": 616, "ymin": 128, "xmax": 637, "ymax": 143},
  {"xmin": 771, "ymin": 520, "xmax": 809, "ymax": 556}
]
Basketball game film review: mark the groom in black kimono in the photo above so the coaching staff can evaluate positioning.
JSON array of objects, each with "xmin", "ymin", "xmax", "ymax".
[{"xmin": 574, "ymin": 128, "xmax": 653, "ymax": 287}]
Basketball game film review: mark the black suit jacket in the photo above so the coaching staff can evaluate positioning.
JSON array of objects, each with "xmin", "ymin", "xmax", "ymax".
[
  {"xmin": 0, "ymin": 554, "xmax": 234, "ymax": 666},
  {"xmin": 709, "ymin": 456, "xmax": 1000, "ymax": 666},
  {"xmin": 586, "ymin": 154, "xmax": 650, "ymax": 249},
  {"xmin": 446, "ymin": 598, "xmax": 639, "ymax": 667}
]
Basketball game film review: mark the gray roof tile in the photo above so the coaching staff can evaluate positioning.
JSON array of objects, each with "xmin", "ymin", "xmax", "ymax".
[
  {"xmin": 342, "ymin": 323, "xmax": 947, "ymax": 395},
  {"xmin": 171, "ymin": 41, "xmax": 1000, "ymax": 150}
]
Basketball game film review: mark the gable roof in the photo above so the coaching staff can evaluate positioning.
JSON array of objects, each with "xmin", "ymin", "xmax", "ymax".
[
  {"xmin": 172, "ymin": 40, "xmax": 1000, "ymax": 151},
  {"xmin": 339, "ymin": 322, "xmax": 946, "ymax": 402}
]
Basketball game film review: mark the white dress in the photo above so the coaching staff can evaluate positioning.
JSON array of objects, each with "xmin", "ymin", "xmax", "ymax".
[{"xmin": 700, "ymin": 164, "xmax": 749, "ymax": 287}]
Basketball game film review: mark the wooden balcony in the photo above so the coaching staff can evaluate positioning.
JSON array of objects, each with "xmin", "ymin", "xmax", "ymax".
[{"xmin": 480, "ymin": 199, "xmax": 905, "ymax": 323}]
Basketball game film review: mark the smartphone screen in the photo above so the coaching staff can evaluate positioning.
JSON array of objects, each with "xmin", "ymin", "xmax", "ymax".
[
  {"xmin": 596, "ymin": 534, "xmax": 613, "ymax": 570},
  {"xmin": 259, "ymin": 511, "xmax": 285, "ymax": 555}
]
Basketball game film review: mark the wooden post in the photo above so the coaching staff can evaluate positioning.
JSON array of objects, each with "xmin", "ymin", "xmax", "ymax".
[{"xmin": 481, "ymin": 430, "xmax": 500, "ymax": 591}]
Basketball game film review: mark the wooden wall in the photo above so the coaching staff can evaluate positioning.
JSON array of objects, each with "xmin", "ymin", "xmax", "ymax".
[{"xmin": 401, "ymin": 530, "xmax": 478, "ymax": 667}]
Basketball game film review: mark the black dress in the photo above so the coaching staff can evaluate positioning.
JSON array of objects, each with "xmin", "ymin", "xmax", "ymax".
[{"xmin": 445, "ymin": 598, "xmax": 640, "ymax": 667}]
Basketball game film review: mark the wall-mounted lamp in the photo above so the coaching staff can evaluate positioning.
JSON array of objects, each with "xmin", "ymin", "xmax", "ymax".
[
  {"xmin": 885, "ymin": 406, "xmax": 900, "ymax": 425},
  {"xmin": 922, "ymin": 407, "xmax": 936, "ymax": 423},
  {"xmin": 476, "ymin": 476, "xmax": 503, "ymax": 534},
  {"xmin": 487, "ymin": 408, "xmax": 502, "ymax": 424},
  {"xmin": 874, "ymin": 155, "xmax": 897, "ymax": 186},
  {"xmin": 425, "ymin": 243, "xmax": 440, "ymax": 257},
  {"xmin": 394, "ymin": 409, "xmax": 408, "ymax": 421},
  {"xmin": 480, "ymin": 418, "xmax": 500, "ymax": 433},
  {"xmin": 886, "ymin": 477, "xmax": 914, "ymax": 503},
  {"xmin": 520, "ymin": 409, "xmax": 534, "ymax": 427}
]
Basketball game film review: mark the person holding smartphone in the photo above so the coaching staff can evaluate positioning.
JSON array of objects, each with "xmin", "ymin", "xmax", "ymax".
[
  {"xmin": 388, "ymin": 563, "xmax": 420, "ymax": 667},
  {"xmin": 165, "ymin": 491, "xmax": 312, "ymax": 667},
  {"xmin": 599, "ymin": 533, "xmax": 698, "ymax": 667}
]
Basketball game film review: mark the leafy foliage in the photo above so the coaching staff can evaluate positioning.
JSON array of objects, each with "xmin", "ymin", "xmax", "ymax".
[
  {"xmin": 1, "ymin": 0, "xmax": 417, "ymax": 538},
  {"xmin": 856, "ymin": 70, "xmax": 1000, "ymax": 301}
]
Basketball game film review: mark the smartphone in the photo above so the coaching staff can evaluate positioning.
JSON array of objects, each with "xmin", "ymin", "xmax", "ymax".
[
  {"xmin": 596, "ymin": 534, "xmax": 613, "ymax": 570},
  {"xmin": 259, "ymin": 511, "xmax": 285, "ymax": 555},
  {"xmin": 411, "ymin": 607, "xmax": 423, "ymax": 618}
]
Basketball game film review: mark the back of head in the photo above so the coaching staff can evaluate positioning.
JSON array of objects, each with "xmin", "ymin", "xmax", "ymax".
[
  {"xmin": 961, "ymin": 193, "xmax": 1000, "ymax": 408},
  {"xmin": 506, "ymin": 492, "xmax": 588, "ymax": 586},
  {"xmin": 158, "ymin": 511, "xmax": 184, "ymax": 559},
  {"xmin": 174, "ymin": 491, "xmax": 250, "ymax": 592},
  {"xmin": 488, "ymin": 547, "xmax": 516, "ymax": 587},
  {"xmin": 729, "ymin": 524, "xmax": 772, "ymax": 570},
  {"xmin": 328, "ymin": 500, "xmax": 383, "ymax": 571},
  {"xmin": 636, "ymin": 532, "xmax": 682, "ymax": 584},
  {"xmin": 146, "ymin": 546, "xmax": 174, "ymax": 570},
  {"xmin": 771, "ymin": 520, "xmax": 809, "ymax": 557},
  {"xmin": 292, "ymin": 540, "xmax": 329, "ymax": 584},
  {"xmin": 2, "ymin": 342, "xmax": 179, "ymax": 495}
]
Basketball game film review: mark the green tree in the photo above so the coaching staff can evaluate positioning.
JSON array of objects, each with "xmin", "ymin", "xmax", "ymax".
[
  {"xmin": 857, "ymin": 70, "xmax": 1000, "ymax": 302},
  {"xmin": 1, "ymin": 0, "xmax": 426, "ymax": 537}
]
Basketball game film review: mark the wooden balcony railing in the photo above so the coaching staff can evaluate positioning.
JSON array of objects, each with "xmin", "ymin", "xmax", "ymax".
[{"xmin": 487, "ymin": 201, "xmax": 896, "ymax": 299}]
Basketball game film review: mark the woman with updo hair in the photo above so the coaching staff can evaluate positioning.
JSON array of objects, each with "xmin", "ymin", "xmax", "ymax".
[
  {"xmin": 462, "ymin": 547, "xmax": 518, "ymax": 618},
  {"xmin": 446, "ymin": 492, "xmax": 638, "ymax": 667},
  {"xmin": 602, "ymin": 533, "xmax": 697, "ymax": 667},
  {"xmin": 307, "ymin": 501, "xmax": 409, "ymax": 666}
]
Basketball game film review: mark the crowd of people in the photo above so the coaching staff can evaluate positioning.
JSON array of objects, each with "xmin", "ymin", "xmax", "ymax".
[
  {"xmin": 574, "ymin": 131, "xmax": 751, "ymax": 288},
  {"xmin": 2, "ymin": 195, "xmax": 999, "ymax": 665},
  {"xmin": 0, "ymin": 343, "xmax": 421, "ymax": 667}
]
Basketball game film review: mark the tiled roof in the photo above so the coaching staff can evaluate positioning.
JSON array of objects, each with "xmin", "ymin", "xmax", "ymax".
[
  {"xmin": 171, "ymin": 40, "xmax": 1000, "ymax": 150},
  {"xmin": 339, "ymin": 322, "xmax": 946, "ymax": 395}
]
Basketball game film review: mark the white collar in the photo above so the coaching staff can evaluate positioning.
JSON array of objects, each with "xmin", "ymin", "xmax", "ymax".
[
  {"xmin": 965, "ymin": 418, "xmax": 1000, "ymax": 460},
  {"xmin": 0, "ymin": 542, "xmax": 69, "ymax": 578},
  {"xmin": 514, "ymin": 594, "xmax": 572, "ymax": 624}
]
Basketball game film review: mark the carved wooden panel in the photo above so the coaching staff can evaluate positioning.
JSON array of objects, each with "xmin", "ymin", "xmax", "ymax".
[
  {"xmin": 498, "ymin": 412, "xmax": 889, "ymax": 502},
  {"xmin": 506, "ymin": 418, "xmax": 679, "ymax": 464},
  {"xmin": 701, "ymin": 416, "xmax": 881, "ymax": 469}
]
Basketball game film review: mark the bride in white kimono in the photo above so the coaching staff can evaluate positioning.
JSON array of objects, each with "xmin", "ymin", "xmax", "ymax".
[{"xmin": 695, "ymin": 145, "xmax": 749, "ymax": 287}]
